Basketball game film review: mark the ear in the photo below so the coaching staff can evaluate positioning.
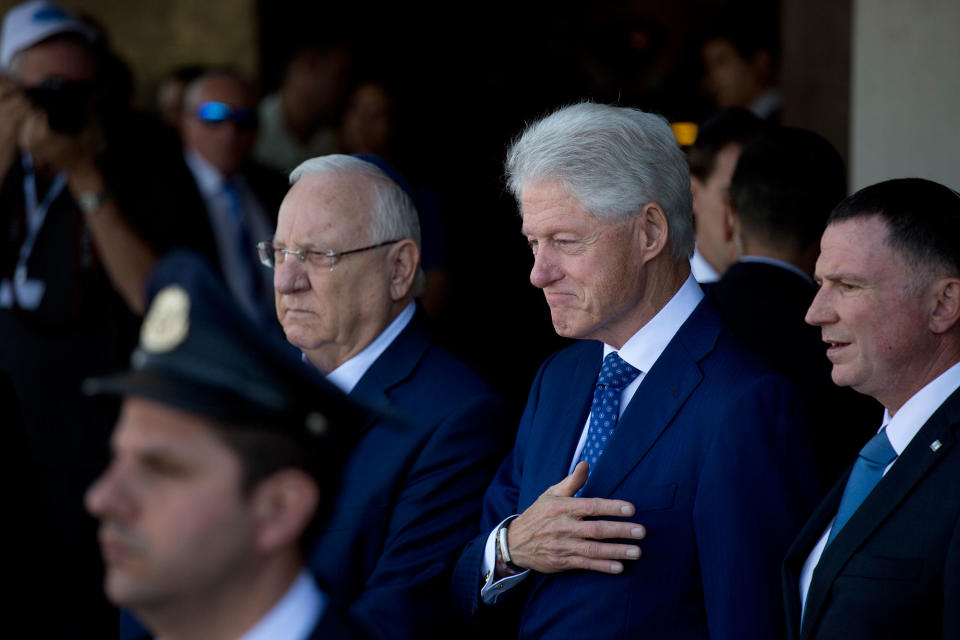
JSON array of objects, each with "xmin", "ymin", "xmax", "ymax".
[
  {"xmin": 387, "ymin": 239, "xmax": 420, "ymax": 301},
  {"xmin": 250, "ymin": 469, "xmax": 320, "ymax": 554},
  {"xmin": 724, "ymin": 199, "xmax": 744, "ymax": 261},
  {"xmin": 929, "ymin": 278, "xmax": 960, "ymax": 335},
  {"xmin": 634, "ymin": 202, "xmax": 669, "ymax": 263},
  {"xmin": 722, "ymin": 199, "xmax": 737, "ymax": 243}
]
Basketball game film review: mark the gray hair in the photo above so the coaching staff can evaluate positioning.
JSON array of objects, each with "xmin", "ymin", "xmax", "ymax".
[
  {"xmin": 506, "ymin": 102, "xmax": 694, "ymax": 261},
  {"xmin": 290, "ymin": 154, "xmax": 425, "ymax": 296}
]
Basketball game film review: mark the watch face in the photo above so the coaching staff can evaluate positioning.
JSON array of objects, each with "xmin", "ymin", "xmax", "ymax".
[{"xmin": 78, "ymin": 192, "xmax": 106, "ymax": 215}]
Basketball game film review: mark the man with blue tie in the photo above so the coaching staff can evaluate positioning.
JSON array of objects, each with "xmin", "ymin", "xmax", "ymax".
[
  {"xmin": 180, "ymin": 70, "xmax": 286, "ymax": 326},
  {"xmin": 452, "ymin": 102, "xmax": 821, "ymax": 639},
  {"xmin": 783, "ymin": 178, "xmax": 960, "ymax": 639}
]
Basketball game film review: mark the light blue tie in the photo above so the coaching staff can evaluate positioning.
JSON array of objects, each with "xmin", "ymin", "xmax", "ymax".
[
  {"xmin": 575, "ymin": 352, "xmax": 641, "ymax": 495},
  {"xmin": 826, "ymin": 428, "xmax": 897, "ymax": 546},
  {"xmin": 221, "ymin": 179, "xmax": 262, "ymax": 321}
]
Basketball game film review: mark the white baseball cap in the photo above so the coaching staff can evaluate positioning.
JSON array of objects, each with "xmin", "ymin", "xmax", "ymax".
[{"xmin": 0, "ymin": 1, "xmax": 97, "ymax": 70}]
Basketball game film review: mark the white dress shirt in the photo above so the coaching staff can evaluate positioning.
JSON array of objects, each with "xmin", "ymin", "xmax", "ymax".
[
  {"xmin": 480, "ymin": 276, "xmax": 704, "ymax": 604},
  {"xmin": 798, "ymin": 360, "xmax": 960, "ymax": 616},
  {"xmin": 690, "ymin": 246, "xmax": 719, "ymax": 283},
  {"xmin": 325, "ymin": 302, "xmax": 415, "ymax": 393},
  {"xmin": 237, "ymin": 570, "xmax": 326, "ymax": 640},
  {"xmin": 183, "ymin": 150, "xmax": 276, "ymax": 322}
]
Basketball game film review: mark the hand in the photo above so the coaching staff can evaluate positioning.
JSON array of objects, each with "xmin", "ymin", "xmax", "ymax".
[
  {"xmin": 506, "ymin": 461, "xmax": 645, "ymax": 575},
  {"xmin": 0, "ymin": 76, "xmax": 29, "ymax": 172},
  {"xmin": 18, "ymin": 105, "xmax": 98, "ymax": 175}
]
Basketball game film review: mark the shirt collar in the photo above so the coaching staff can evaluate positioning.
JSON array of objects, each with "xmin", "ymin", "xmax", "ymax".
[
  {"xmin": 605, "ymin": 275, "xmax": 704, "ymax": 373},
  {"xmin": 738, "ymin": 255, "xmax": 814, "ymax": 285},
  {"xmin": 184, "ymin": 149, "xmax": 226, "ymax": 197},
  {"xmin": 690, "ymin": 246, "xmax": 720, "ymax": 283},
  {"xmin": 880, "ymin": 360, "xmax": 960, "ymax": 455},
  {"xmin": 326, "ymin": 301, "xmax": 416, "ymax": 393}
]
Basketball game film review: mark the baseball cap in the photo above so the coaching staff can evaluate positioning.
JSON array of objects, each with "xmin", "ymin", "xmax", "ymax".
[{"xmin": 0, "ymin": 1, "xmax": 97, "ymax": 70}]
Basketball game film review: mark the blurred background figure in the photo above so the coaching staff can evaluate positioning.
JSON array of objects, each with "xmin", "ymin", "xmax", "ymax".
[
  {"xmin": 253, "ymin": 42, "xmax": 352, "ymax": 174},
  {"xmin": 700, "ymin": 15, "xmax": 781, "ymax": 121},
  {"xmin": 339, "ymin": 79, "xmax": 451, "ymax": 317},
  {"xmin": 180, "ymin": 69, "xmax": 286, "ymax": 327},
  {"xmin": 686, "ymin": 108, "xmax": 764, "ymax": 282},
  {"xmin": 705, "ymin": 126, "xmax": 881, "ymax": 490},
  {"xmin": 153, "ymin": 63, "xmax": 205, "ymax": 134},
  {"xmin": 0, "ymin": 2, "xmax": 215, "ymax": 634}
]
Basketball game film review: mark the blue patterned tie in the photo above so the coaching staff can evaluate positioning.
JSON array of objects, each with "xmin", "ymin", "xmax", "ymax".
[
  {"xmin": 575, "ymin": 352, "xmax": 641, "ymax": 495},
  {"xmin": 826, "ymin": 428, "xmax": 897, "ymax": 546}
]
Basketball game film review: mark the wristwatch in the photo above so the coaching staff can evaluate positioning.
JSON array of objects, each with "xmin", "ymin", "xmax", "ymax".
[{"xmin": 76, "ymin": 190, "xmax": 109, "ymax": 216}]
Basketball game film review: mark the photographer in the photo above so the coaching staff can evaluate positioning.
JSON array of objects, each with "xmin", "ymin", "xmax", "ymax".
[{"xmin": 0, "ymin": 2, "xmax": 212, "ymax": 635}]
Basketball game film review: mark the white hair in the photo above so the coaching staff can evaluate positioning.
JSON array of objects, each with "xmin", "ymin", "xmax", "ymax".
[
  {"xmin": 506, "ymin": 102, "xmax": 695, "ymax": 260},
  {"xmin": 290, "ymin": 154, "xmax": 425, "ymax": 296}
]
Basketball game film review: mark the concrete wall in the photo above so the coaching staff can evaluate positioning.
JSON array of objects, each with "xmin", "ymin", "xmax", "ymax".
[{"xmin": 850, "ymin": 0, "xmax": 960, "ymax": 190}]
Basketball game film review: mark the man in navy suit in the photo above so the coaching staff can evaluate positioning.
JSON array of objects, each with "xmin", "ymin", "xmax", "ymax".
[
  {"xmin": 783, "ymin": 178, "xmax": 960, "ymax": 639},
  {"xmin": 264, "ymin": 154, "xmax": 511, "ymax": 638},
  {"xmin": 451, "ymin": 103, "xmax": 821, "ymax": 639}
]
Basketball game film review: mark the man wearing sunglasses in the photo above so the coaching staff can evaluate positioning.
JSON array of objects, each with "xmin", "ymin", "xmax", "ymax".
[
  {"xmin": 263, "ymin": 154, "xmax": 512, "ymax": 638},
  {"xmin": 181, "ymin": 70, "xmax": 287, "ymax": 327}
]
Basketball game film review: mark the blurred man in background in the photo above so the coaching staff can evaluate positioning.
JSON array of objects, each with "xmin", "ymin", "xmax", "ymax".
[
  {"xmin": 180, "ymin": 69, "xmax": 286, "ymax": 326},
  {"xmin": 0, "ymin": 2, "xmax": 212, "ymax": 633},
  {"xmin": 685, "ymin": 108, "xmax": 763, "ymax": 282},
  {"xmin": 705, "ymin": 126, "xmax": 881, "ymax": 489}
]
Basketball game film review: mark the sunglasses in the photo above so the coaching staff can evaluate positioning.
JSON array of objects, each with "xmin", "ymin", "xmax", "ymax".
[{"xmin": 195, "ymin": 101, "xmax": 258, "ymax": 131}]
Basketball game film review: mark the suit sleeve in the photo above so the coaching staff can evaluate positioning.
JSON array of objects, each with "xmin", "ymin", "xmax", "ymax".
[
  {"xmin": 451, "ymin": 355, "xmax": 554, "ymax": 623},
  {"xmin": 694, "ymin": 374, "xmax": 821, "ymax": 640},
  {"xmin": 347, "ymin": 391, "xmax": 513, "ymax": 638},
  {"xmin": 945, "ymin": 510, "xmax": 960, "ymax": 639}
]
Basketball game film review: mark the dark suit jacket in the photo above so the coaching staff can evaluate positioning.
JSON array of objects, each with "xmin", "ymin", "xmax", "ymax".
[
  {"xmin": 311, "ymin": 309, "xmax": 513, "ymax": 639},
  {"xmin": 706, "ymin": 261, "xmax": 882, "ymax": 489},
  {"xmin": 782, "ymin": 387, "xmax": 960, "ymax": 640},
  {"xmin": 452, "ymin": 299, "xmax": 821, "ymax": 639}
]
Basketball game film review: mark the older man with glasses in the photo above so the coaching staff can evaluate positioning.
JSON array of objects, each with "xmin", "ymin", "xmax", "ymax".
[{"xmin": 257, "ymin": 154, "xmax": 512, "ymax": 639}]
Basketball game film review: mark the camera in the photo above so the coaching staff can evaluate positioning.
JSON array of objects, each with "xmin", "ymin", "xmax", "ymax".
[{"xmin": 24, "ymin": 77, "xmax": 94, "ymax": 135}]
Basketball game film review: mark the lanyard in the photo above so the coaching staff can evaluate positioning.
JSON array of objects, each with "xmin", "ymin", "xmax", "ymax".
[{"xmin": 18, "ymin": 153, "xmax": 68, "ymax": 269}]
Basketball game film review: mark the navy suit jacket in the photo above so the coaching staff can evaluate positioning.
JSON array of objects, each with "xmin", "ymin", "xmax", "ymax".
[
  {"xmin": 452, "ymin": 299, "xmax": 821, "ymax": 639},
  {"xmin": 311, "ymin": 309, "xmax": 512, "ymax": 638},
  {"xmin": 782, "ymin": 387, "xmax": 960, "ymax": 640},
  {"xmin": 705, "ymin": 261, "xmax": 882, "ymax": 489}
]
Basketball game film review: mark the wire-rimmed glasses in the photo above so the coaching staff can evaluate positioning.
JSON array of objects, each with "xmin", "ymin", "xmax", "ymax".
[{"xmin": 256, "ymin": 240, "xmax": 400, "ymax": 271}]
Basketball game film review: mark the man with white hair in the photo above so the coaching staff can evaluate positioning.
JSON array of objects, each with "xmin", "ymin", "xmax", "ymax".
[
  {"xmin": 452, "ymin": 103, "xmax": 820, "ymax": 639},
  {"xmin": 262, "ymin": 154, "xmax": 511, "ymax": 638}
]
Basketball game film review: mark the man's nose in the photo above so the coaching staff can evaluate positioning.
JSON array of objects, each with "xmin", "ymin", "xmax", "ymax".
[
  {"xmin": 805, "ymin": 286, "xmax": 836, "ymax": 327},
  {"xmin": 273, "ymin": 257, "xmax": 309, "ymax": 294},
  {"xmin": 85, "ymin": 463, "xmax": 135, "ymax": 522},
  {"xmin": 529, "ymin": 248, "xmax": 561, "ymax": 289}
]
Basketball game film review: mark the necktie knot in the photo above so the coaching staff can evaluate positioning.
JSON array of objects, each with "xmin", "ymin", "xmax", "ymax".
[
  {"xmin": 826, "ymin": 427, "xmax": 897, "ymax": 547},
  {"xmin": 597, "ymin": 352, "xmax": 641, "ymax": 390},
  {"xmin": 858, "ymin": 429, "xmax": 897, "ymax": 467}
]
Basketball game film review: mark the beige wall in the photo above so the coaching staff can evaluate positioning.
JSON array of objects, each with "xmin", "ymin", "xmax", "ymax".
[
  {"xmin": 0, "ymin": 0, "xmax": 259, "ymax": 103},
  {"xmin": 850, "ymin": 0, "xmax": 960, "ymax": 190}
]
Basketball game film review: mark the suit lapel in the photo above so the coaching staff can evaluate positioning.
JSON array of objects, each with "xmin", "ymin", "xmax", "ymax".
[
  {"xmin": 521, "ymin": 342, "xmax": 601, "ymax": 508},
  {"xmin": 799, "ymin": 390, "xmax": 960, "ymax": 637},
  {"xmin": 580, "ymin": 301, "xmax": 719, "ymax": 498},
  {"xmin": 349, "ymin": 308, "xmax": 431, "ymax": 434}
]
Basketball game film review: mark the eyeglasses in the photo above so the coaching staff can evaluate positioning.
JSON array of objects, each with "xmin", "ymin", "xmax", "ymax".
[
  {"xmin": 257, "ymin": 240, "xmax": 401, "ymax": 271},
  {"xmin": 195, "ymin": 101, "xmax": 258, "ymax": 131}
]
